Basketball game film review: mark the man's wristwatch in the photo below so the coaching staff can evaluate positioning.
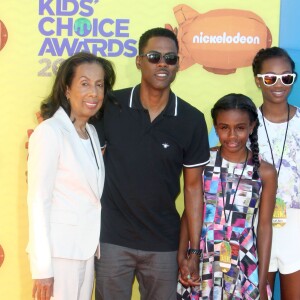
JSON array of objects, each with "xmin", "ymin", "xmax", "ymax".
[{"xmin": 188, "ymin": 248, "xmax": 202, "ymax": 257}]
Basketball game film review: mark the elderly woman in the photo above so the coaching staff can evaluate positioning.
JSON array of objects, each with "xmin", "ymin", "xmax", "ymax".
[{"xmin": 27, "ymin": 52, "xmax": 115, "ymax": 300}]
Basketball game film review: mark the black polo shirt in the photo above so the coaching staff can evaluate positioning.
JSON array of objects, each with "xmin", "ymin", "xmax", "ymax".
[{"xmin": 94, "ymin": 84, "xmax": 210, "ymax": 251}]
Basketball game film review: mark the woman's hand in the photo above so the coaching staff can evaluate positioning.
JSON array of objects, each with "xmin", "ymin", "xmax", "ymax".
[{"xmin": 32, "ymin": 277, "xmax": 54, "ymax": 300}]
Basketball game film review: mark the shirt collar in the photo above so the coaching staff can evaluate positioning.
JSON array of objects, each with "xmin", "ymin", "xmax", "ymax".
[{"xmin": 128, "ymin": 84, "xmax": 178, "ymax": 117}]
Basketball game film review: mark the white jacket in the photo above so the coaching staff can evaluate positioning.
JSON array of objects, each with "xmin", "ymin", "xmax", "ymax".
[{"xmin": 27, "ymin": 107, "xmax": 104, "ymax": 279}]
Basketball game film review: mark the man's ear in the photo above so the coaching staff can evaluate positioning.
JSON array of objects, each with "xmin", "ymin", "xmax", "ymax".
[
  {"xmin": 175, "ymin": 63, "xmax": 179, "ymax": 72},
  {"xmin": 136, "ymin": 56, "xmax": 141, "ymax": 69}
]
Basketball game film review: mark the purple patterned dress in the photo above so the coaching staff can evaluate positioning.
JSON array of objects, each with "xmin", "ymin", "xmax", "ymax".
[{"xmin": 177, "ymin": 150, "xmax": 271, "ymax": 300}]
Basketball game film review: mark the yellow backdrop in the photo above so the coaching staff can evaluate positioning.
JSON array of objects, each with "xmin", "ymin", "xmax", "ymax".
[{"xmin": 0, "ymin": 0, "xmax": 280, "ymax": 298}]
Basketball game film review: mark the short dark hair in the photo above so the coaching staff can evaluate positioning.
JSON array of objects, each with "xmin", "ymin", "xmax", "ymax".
[
  {"xmin": 211, "ymin": 93, "xmax": 260, "ymax": 179},
  {"xmin": 138, "ymin": 27, "xmax": 179, "ymax": 54},
  {"xmin": 40, "ymin": 52, "xmax": 116, "ymax": 120},
  {"xmin": 252, "ymin": 46, "xmax": 295, "ymax": 76}
]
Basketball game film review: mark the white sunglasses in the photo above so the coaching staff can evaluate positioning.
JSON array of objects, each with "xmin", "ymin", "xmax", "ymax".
[{"xmin": 257, "ymin": 73, "xmax": 296, "ymax": 86}]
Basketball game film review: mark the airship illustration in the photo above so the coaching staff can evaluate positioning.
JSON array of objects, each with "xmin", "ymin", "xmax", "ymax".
[
  {"xmin": 166, "ymin": 5, "xmax": 272, "ymax": 74},
  {"xmin": 0, "ymin": 20, "xmax": 8, "ymax": 51},
  {"xmin": 0, "ymin": 244, "xmax": 4, "ymax": 268}
]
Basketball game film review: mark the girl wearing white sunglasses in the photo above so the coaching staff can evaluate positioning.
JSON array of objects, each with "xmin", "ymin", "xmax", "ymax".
[{"xmin": 252, "ymin": 47, "xmax": 300, "ymax": 300}]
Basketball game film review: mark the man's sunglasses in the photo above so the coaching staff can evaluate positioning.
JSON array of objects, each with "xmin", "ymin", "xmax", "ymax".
[
  {"xmin": 139, "ymin": 52, "xmax": 179, "ymax": 65},
  {"xmin": 257, "ymin": 73, "xmax": 296, "ymax": 86}
]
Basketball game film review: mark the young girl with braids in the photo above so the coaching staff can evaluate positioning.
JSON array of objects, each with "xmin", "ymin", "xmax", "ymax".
[
  {"xmin": 252, "ymin": 47, "xmax": 300, "ymax": 299},
  {"xmin": 177, "ymin": 93, "xmax": 277, "ymax": 300}
]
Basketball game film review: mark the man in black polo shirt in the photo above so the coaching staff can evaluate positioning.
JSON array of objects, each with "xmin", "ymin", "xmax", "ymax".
[{"xmin": 94, "ymin": 27, "xmax": 210, "ymax": 300}]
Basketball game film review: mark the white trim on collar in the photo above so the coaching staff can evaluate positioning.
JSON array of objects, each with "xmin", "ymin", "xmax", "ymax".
[
  {"xmin": 129, "ymin": 86, "xmax": 178, "ymax": 117},
  {"xmin": 129, "ymin": 86, "xmax": 136, "ymax": 108}
]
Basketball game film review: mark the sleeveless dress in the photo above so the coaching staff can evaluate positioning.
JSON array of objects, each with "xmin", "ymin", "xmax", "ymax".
[{"xmin": 177, "ymin": 150, "xmax": 271, "ymax": 300}]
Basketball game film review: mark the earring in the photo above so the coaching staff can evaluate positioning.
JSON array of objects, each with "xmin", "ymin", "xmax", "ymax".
[{"xmin": 65, "ymin": 97, "xmax": 71, "ymax": 107}]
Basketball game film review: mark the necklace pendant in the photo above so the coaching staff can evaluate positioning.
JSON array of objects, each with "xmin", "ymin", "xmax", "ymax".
[
  {"xmin": 226, "ymin": 173, "xmax": 235, "ymax": 183},
  {"xmin": 272, "ymin": 198, "xmax": 287, "ymax": 227},
  {"xmin": 219, "ymin": 240, "xmax": 231, "ymax": 273}
]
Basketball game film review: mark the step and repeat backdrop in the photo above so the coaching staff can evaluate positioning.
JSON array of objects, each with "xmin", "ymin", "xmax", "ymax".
[{"xmin": 0, "ymin": 0, "xmax": 298, "ymax": 299}]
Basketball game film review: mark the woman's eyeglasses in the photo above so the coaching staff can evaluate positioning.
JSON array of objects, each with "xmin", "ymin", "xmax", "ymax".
[
  {"xmin": 257, "ymin": 73, "xmax": 296, "ymax": 86},
  {"xmin": 139, "ymin": 52, "xmax": 179, "ymax": 65}
]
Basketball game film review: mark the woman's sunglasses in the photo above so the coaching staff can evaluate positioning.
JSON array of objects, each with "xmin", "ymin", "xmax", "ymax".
[
  {"xmin": 139, "ymin": 52, "xmax": 179, "ymax": 65},
  {"xmin": 257, "ymin": 73, "xmax": 296, "ymax": 86}
]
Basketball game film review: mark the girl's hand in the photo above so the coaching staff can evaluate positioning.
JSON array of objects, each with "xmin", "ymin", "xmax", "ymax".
[{"xmin": 259, "ymin": 285, "xmax": 268, "ymax": 300}]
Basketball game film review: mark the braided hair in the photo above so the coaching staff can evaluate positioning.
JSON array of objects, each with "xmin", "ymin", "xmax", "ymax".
[
  {"xmin": 252, "ymin": 46, "xmax": 295, "ymax": 76},
  {"xmin": 211, "ymin": 93, "xmax": 260, "ymax": 179}
]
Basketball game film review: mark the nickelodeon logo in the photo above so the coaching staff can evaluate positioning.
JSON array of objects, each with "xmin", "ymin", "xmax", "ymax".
[
  {"xmin": 193, "ymin": 32, "xmax": 260, "ymax": 45},
  {"xmin": 166, "ymin": 5, "xmax": 272, "ymax": 75},
  {"xmin": 0, "ymin": 19, "xmax": 8, "ymax": 51}
]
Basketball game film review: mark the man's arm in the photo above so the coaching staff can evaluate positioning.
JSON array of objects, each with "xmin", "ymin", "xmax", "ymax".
[{"xmin": 182, "ymin": 166, "xmax": 204, "ymax": 281}]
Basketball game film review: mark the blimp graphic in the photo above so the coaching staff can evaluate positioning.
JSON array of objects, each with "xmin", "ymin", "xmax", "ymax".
[
  {"xmin": 0, "ymin": 19, "xmax": 8, "ymax": 52},
  {"xmin": 166, "ymin": 5, "xmax": 272, "ymax": 74}
]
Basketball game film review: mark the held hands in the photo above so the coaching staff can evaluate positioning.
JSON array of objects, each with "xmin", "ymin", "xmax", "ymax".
[
  {"xmin": 32, "ymin": 277, "xmax": 54, "ymax": 300},
  {"xmin": 178, "ymin": 253, "xmax": 200, "ymax": 287}
]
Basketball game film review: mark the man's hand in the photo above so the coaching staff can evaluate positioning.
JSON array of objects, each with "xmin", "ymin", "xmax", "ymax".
[
  {"xmin": 187, "ymin": 254, "xmax": 200, "ymax": 283},
  {"xmin": 178, "ymin": 255, "xmax": 200, "ymax": 287}
]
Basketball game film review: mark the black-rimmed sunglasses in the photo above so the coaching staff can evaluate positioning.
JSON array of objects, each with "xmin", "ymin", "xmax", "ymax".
[{"xmin": 139, "ymin": 52, "xmax": 179, "ymax": 65}]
